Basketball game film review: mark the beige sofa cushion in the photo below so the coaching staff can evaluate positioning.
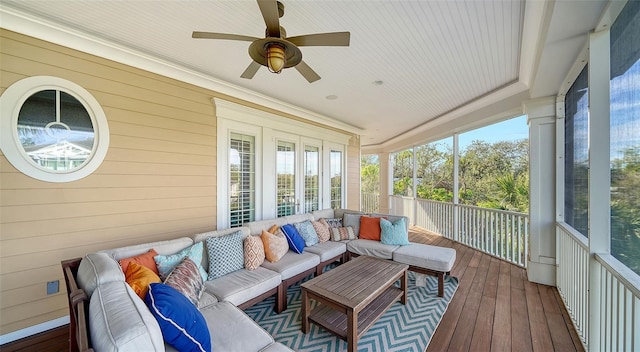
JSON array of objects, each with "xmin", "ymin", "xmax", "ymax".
[
  {"xmin": 165, "ymin": 302, "xmax": 275, "ymax": 352},
  {"xmin": 304, "ymin": 241, "xmax": 347, "ymax": 262},
  {"xmin": 89, "ymin": 281, "xmax": 164, "ymax": 352},
  {"xmin": 347, "ymin": 239, "xmax": 399, "ymax": 259},
  {"xmin": 99, "ymin": 237, "xmax": 194, "ymax": 260},
  {"xmin": 392, "ymin": 243, "xmax": 456, "ymax": 272},
  {"xmin": 77, "ymin": 252, "xmax": 125, "ymax": 297},
  {"xmin": 260, "ymin": 251, "xmax": 319, "ymax": 280},
  {"xmin": 203, "ymin": 267, "xmax": 281, "ymax": 306}
]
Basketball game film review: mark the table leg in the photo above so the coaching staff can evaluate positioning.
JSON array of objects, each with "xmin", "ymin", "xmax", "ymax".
[
  {"xmin": 347, "ymin": 309, "xmax": 357, "ymax": 352},
  {"xmin": 301, "ymin": 289, "xmax": 309, "ymax": 333},
  {"xmin": 401, "ymin": 270, "xmax": 408, "ymax": 305}
]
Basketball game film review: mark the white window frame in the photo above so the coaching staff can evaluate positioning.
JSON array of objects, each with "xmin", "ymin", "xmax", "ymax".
[
  {"xmin": 0, "ymin": 76, "xmax": 109, "ymax": 182},
  {"xmin": 215, "ymin": 98, "xmax": 350, "ymax": 227}
]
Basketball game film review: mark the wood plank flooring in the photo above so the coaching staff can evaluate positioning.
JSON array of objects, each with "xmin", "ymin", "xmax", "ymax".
[
  {"xmin": 0, "ymin": 227, "xmax": 584, "ymax": 352},
  {"xmin": 409, "ymin": 227, "xmax": 585, "ymax": 352}
]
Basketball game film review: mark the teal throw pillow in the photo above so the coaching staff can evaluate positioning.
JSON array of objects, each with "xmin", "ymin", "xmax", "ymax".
[
  {"xmin": 380, "ymin": 218, "xmax": 410, "ymax": 245},
  {"xmin": 154, "ymin": 242, "xmax": 208, "ymax": 282},
  {"xmin": 206, "ymin": 231, "xmax": 244, "ymax": 279},
  {"xmin": 294, "ymin": 220, "xmax": 319, "ymax": 247}
]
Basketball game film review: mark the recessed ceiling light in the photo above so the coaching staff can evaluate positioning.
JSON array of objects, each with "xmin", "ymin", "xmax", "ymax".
[
  {"xmin": 326, "ymin": 95, "xmax": 338, "ymax": 100},
  {"xmin": 373, "ymin": 80, "xmax": 384, "ymax": 85}
]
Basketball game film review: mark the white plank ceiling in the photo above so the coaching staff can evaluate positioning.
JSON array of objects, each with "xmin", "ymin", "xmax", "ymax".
[{"xmin": 0, "ymin": 0, "xmax": 606, "ymax": 148}]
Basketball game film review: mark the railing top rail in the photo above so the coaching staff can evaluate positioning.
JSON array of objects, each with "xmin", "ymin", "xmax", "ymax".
[
  {"xmin": 457, "ymin": 203, "xmax": 529, "ymax": 217},
  {"xmin": 415, "ymin": 198, "xmax": 453, "ymax": 206},
  {"xmin": 389, "ymin": 195, "xmax": 415, "ymax": 200},
  {"xmin": 556, "ymin": 222, "xmax": 589, "ymax": 249},
  {"xmin": 595, "ymin": 253, "xmax": 640, "ymax": 298}
]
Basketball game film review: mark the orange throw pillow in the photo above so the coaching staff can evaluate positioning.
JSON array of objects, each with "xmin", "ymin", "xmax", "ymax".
[
  {"xmin": 119, "ymin": 249, "xmax": 159, "ymax": 275},
  {"xmin": 124, "ymin": 262, "xmax": 161, "ymax": 299},
  {"xmin": 359, "ymin": 216, "xmax": 383, "ymax": 241}
]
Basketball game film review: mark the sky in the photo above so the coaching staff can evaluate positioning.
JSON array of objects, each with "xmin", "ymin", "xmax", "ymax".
[{"xmin": 458, "ymin": 115, "xmax": 528, "ymax": 151}]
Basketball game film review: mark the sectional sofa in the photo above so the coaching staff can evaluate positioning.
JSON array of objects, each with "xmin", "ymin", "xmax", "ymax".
[{"xmin": 63, "ymin": 208, "xmax": 455, "ymax": 352}]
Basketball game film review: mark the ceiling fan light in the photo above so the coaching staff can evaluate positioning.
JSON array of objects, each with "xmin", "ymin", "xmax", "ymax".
[{"xmin": 266, "ymin": 43, "xmax": 286, "ymax": 74}]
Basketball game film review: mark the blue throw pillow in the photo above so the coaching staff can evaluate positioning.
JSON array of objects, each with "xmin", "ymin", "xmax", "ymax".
[
  {"xmin": 154, "ymin": 242, "xmax": 208, "ymax": 282},
  {"xmin": 281, "ymin": 224, "xmax": 306, "ymax": 254},
  {"xmin": 145, "ymin": 283, "xmax": 211, "ymax": 352},
  {"xmin": 380, "ymin": 218, "xmax": 410, "ymax": 245}
]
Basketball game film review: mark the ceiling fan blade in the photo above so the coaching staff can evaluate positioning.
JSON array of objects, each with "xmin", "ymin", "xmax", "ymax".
[
  {"xmin": 192, "ymin": 32, "xmax": 259, "ymax": 42},
  {"xmin": 287, "ymin": 32, "xmax": 350, "ymax": 47},
  {"xmin": 257, "ymin": 0, "xmax": 281, "ymax": 38},
  {"xmin": 295, "ymin": 61, "xmax": 321, "ymax": 83},
  {"xmin": 241, "ymin": 61, "xmax": 262, "ymax": 79}
]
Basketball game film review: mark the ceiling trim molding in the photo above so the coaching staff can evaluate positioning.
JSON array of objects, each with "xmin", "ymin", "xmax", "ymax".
[
  {"xmin": 0, "ymin": 5, "xmax": 364, "ymax": 136},
  {"xmin": 519, "ymin": 0, "xmax": 555, "ymax": 89},
  {"xmin": 363, "ymin": 81, "xmax": 529, "ymax": 153}
]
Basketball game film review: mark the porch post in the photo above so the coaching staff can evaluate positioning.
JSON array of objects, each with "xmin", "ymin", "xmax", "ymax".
[
  {"xmin": 379, "ymin": 152, "xmax": 391, "ymax": 214},
  {"xmin": 524, "ymin": 97, "xmax": 557, "ymax": 286}
]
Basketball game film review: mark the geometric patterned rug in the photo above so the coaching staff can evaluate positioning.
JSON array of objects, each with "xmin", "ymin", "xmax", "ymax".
[{"xmin": 244, "ymin": 269, "xmax": 459, "ymax": 352}]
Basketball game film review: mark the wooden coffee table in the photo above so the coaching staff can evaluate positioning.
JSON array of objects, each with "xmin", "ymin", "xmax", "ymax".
[{"xmin": 301, "ymin": 256, "xmax": 408, "ymax": 352}]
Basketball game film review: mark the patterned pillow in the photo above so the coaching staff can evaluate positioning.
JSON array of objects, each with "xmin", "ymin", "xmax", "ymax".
[
  {"xmin": 164, "ymin": 258, "xmax": 204, "ymax": 306},
  {"xmin": 380, "ymin": 218, "xmax": 410, "ymax": 245},
  {"xmin": 331, "ymin": 226, "xmax": 356, "ymax": 241},
  {"xmin": 205, "ymin": 231, "xmax": 244, "ymax": 280},
  {"xmin": 119, "ymin": 249, "xmax": 159, "ymax": 275},
  {"xmin": 145, "ymin": 283, "xmax": 211, "ymax": 352},
  {"xmin": 312, "ymin": 220, "xmax": 331, "ymax": 243},
  {"xmin": 261, "ymin": 230, "xmax": 288, "ymax": 263},
  {"xmin": 154, "ymin": 242, "xmax": 207, "ymax": 282},
  {"xmin": 343, "ymin": 213, "xmax": 362, "ymax": 237},
  {"xmin": 321, "ymin": 218, "xmax": 343, "ymax": 228},
  {"xmin": 281, "ymin": 224, "xmax": 306, "ymax": 254},
  {"xmin": 294, "ymin": 220, "xmax": 319, "ymax": 247},
  {"xmin": 124, "ymin": 262, "xmax": 161, "ymax": 299},
  {"xmin": 244, "ymin": 235, "xmax": 265, "ymax": 270}
]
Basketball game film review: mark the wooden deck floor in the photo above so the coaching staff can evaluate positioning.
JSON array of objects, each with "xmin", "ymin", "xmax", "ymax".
[
  {"xmin": 409, "ymin": 227, "xmax": 585, "ymax": 352},
  {"xmin": 0, "ymin": 228, "xmax": 584, "ymax": 352}
]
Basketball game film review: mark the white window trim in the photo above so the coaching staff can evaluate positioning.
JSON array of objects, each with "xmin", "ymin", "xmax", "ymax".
[
  {"xmin": 215, "ymin": 98, "xmax": 351, "ymax": 227},
  {"xmin": 0, "ymin": 76, "xmax": 109, "ymax": 182}
]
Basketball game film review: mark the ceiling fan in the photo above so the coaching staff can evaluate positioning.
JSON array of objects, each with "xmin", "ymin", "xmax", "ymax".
[{"xmin": 192, "ymin": 0, "xmax": 350, "ymax": 83}]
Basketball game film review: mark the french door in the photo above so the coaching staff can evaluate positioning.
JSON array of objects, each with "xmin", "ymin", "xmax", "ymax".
[{"xmin": 274, "ymin": 134, "xmax": 322, "ymax": 217}]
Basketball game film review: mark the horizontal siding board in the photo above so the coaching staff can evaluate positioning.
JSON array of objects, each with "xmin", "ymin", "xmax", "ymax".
[
  {"xmin": 106, "ymin": 108, "xmax": 217, "ymax": 137},
  {"xmin": 0, "ymin": 173, "xmax": 216, "ymax": 189},
  {"xmin": 1, "ymin": 208, "xmax": 215, "ymax": 240},
  {"xmin": 0, "ymin": 265, "xmax": 63, "ymax": 292},
  {"xmin": 109, "ymin": 134, "xmax": 215, "ymax": 156},
  {"xmin": 109, "ymin": 122, "xmax": 215, "ymax": 147},
  {"xmin": 0, "ymin": 308, "xmax": 69, "ymax": 336},
  {"xmin": 0, "ymin": 186, "xmax": 216, "ymax": 206}
]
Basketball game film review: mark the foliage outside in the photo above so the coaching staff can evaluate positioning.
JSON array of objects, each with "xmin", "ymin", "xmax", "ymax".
[
  {"xmin": 379, "ymin": 139, "xmax": 529, "ymax": 213},
  {"xmin": 611, "ymin": 147, "xmax": 640, "ymax": 274}
]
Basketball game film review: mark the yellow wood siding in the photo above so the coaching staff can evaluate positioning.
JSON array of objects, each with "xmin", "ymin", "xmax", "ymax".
[
  {"xmin": 0, "ymin": 29, "xmax": 218, "ymax": 334},
  {"xmin": 0, "ymin": 29, "xmax": 360, "ymax": 336}
]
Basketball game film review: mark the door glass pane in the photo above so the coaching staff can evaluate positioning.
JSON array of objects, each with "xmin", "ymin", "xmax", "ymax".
[
  {"xmin": 330, "ymin": 150, "xmax": 342, "ymax": 209},
  {"xmin": 277, "ymin": 141, "xmax": 296, "ymax": 217},
  {"xmin": 610, "ymin": 0, "xmax": 640, "ymax": 275},
  {"xmin": 229, "ymin": 133, "xmax": 255, "ymax": 227},
  {"xmin": 304, "ymin": 145, "xmax": 319, "ymax": 213}
]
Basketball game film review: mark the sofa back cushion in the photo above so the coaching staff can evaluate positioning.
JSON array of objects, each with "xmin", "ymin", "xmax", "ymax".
[
  {"xmin": 248, "ymin": 218, "xmax": 288, "ymax": 236},
  {"xmin": 99, "ymin": 237, "xmax": 194, "ymax": 261},
  {"xmin": 89, "ymin": 281, "xmax": 164, "ymax": 352},
  {"xmin": 343, "ymin": 213, "xmax": 362, "ymax": 237},
  {"xmin": 77, "ymin": 252, "xmax": 125, "ymax": 297},
  {"xmin": 311, "ymin": 208, "xmax": 335, "ymax": 220}
]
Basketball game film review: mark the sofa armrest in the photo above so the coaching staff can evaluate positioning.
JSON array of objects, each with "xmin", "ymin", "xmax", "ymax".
[{"xmin": 62, "ymin": 258, "xmax": 94, "ymax": 352}]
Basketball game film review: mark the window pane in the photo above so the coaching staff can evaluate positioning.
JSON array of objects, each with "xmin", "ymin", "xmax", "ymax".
[
  {"xmin": 416, "ymin": 138, "xmax": 454, "ymax": 202},
  {"xmin": 330, "ymin": 150, "xmax": 342, "ymax": 209},
  {"xmin": 610, "ymin": 0, "xmax": 640, "ymax": 275},
  {"xmin": 458, "ymin": 116, "xmax": 529, "ymax": 212},
  {"xmin": 18, "ymin": 90, "xmax": 95, "ymax": 171},
  {"xmin": 361, "ymin": 155, "xmax": 380, "ymax": 212},
  {"xmin": 230, "ymin": 133, "xmax": 255, "ymax": 227},
  {"xmin": 304, "ymin": 145, "xmax": 319, "ymax": 213},
  {"xmin": 564, "ymin": 66, "xmax": 589, "ymax": 237},
  {"xmin": 277, "ymin": 141, "xmax": 296, "ymax": 217},
  {"xmin": 392, "ymin": 149, "xmax": 413, "ymax": 196}
]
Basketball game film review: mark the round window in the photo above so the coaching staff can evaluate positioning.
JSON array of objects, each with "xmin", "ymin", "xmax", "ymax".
[{"xmin": 0, "ymin": 76, "xmax": 109, "ymax": 182}]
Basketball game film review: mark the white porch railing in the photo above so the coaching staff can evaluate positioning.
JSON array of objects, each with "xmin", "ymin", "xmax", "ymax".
[
  {"xmin": 556, "ymin": 222, "xmax": 640, "ymax": 351},
  {"xmin": 556, "ymin": 223, "xmax": 589, "ymax": 346},
  {"xmin": 389, "ymin": 195, "xmax": 528, "ymax": 267},
  {"xmin": 361, "ymin": 192, "xmax": 380, "ymax": 213}
]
